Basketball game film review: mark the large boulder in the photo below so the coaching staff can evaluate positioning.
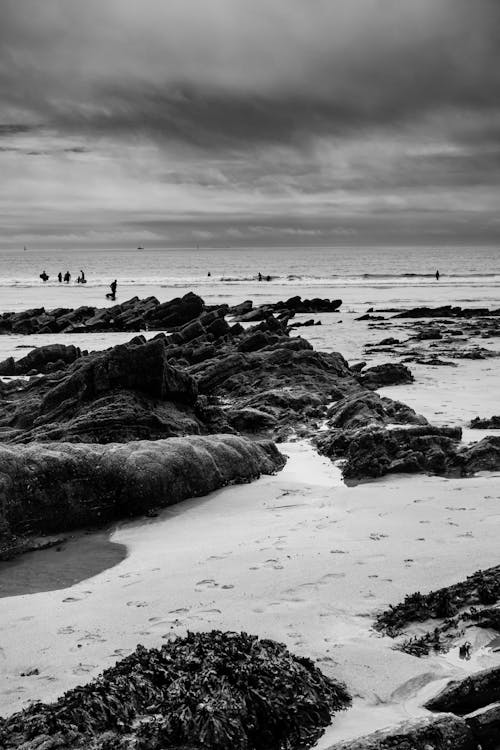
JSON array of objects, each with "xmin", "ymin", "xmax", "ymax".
[
  {"xmin": 424, "ymin": 665, "xmax": 500, "ymax": 715},
  {"xmin": 0, "ymin": 344, "xmax": 81, "ymax": 376},
  {"xmin": 326, "ymin": 393, "xmax": 427, "ymax": 430},
  {"xmin": 0, "ymin": 434, "xmax": 285, "ymax": 558},
  {"xmin": 318, "ymin": 425, "xmax": 463, "ymax": 481},
  {"xmin": 358, "ymin": 362, "xmax": 413, "ymax": 389}
]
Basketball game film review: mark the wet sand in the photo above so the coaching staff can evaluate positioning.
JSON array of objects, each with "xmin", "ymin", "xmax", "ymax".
[{"xmin": 0, "ymin": 530, "xmax": 126, "ymax": 598}]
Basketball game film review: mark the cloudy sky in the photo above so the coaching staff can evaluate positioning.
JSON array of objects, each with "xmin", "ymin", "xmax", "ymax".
[{"xmin": 1, "ymin": 0, "xmax": 499, "ymax": 248}]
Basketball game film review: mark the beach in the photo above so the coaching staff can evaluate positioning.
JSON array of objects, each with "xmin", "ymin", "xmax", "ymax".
[{"xmin": 0, "ymin": 251, "xmax": 499, "ymax": 747}]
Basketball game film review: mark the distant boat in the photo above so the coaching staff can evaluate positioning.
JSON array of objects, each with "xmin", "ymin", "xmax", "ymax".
[{"xmin": 137, "ymin": 245, "xmax": 144, "ymax": 250}]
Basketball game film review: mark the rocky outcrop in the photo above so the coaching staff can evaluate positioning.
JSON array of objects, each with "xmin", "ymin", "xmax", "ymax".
[
  {"xmin": 393, "ymin": 305, "xmax": 500, "ymax": 318},
  {"xmin": 318, "ymin": 424, "xmax": 463, "ymax": 481},
  {"xmin": 326, "ymin": 393, "xmax": 427, "ymax": 431},
  {"xmin": 0, "ymin": 344, "xmax": 81, "ymax": 375},
  {"xmin": 0, "ymin": 337, "xmax": 206, "ymax": 443},
  {"xmin": 326, "ymin": 715, "xmax": 475, "ymax": 750},
  {"xmin": 470, "ymin": 415, "xmax": 500, "ymax": 429},
  {"xmin": 357, "ymin": 362, "xmax": 413, "ymax": 389},
  {"xmin": 0, "ymin": 434, "xmax": 285, "ymax": 559},
  {"xmin": 231, "ymin": 296, "xmax": 342, "ymax": 322},
  {"xmin": 424, "ymin": 665, "xmax": 500, "ymax": 716},
  {"xmin": 0, "ymin": 293, "xmax": 205, "ymax": 335}
]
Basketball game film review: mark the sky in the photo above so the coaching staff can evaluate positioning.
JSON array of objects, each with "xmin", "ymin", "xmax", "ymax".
[{"xmin": 0, "ymin": 0, "xmax": 499, "ymax": 249}]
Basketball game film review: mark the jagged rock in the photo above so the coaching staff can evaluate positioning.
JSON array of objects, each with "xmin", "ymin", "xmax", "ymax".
[
  {"xmin": 326, "ymin": 714, "xmax": 475, "ymax": 749},
  {"xmin": 0, "ymin": 434, "xmax": 285, "ymax": 558},
  {"xmin": 424, "ymin": 665, "xmax": 500, "ymax": 715},
  {"xmin": 326, "ymin": 393, "xmax": 427, "ymax": 430},
  {"xmin": 0, "ymin": 344, "xmax": 81, "ymax": 376},
  {"xmin": 358, "ymin": 362, "xmax": 413, "ymax": 389},
  {"xmin": 459, "ymin": 435, "xmax": 500, "ymax": 473},
  {"xmin": 225, "ymin": 407, "xmax": 278, "ymax": 432},
  {"xmin": 470, "ymin": 415, "xmax": 500, "ymax": 429},
  {"xmin": 0, "ymin": 338, "xmax": 204, "ymax": 443},
  {"xmin": 318, "ymin": 424, "xmax": 463, "ymax": 481}
]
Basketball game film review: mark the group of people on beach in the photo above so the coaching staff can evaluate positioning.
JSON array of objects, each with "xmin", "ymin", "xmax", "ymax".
[
  {"xmin": 39, "ymin": 271, "xmax": 118, "ymax": 300},
  {"xmin": 257, "ymin": 272, "xmax": 271, "ymax": 282},
  {"xmin": 39, "ymin": 269, "xmax": 85, "ymax": 284}
]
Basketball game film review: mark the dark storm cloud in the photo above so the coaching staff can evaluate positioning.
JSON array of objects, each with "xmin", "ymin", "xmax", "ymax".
[
  {"xmin": 0, "ymin": 0, "xmax": 499, "ymax": 146},
  {"xmin": 0, "ymin": 0, "xmax": 499, "ymax": 246}
]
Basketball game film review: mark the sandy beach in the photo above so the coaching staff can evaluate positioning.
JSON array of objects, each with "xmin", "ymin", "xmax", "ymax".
[{"xmin": 0, "ymin": 287, "xmax": 498, "ymax": 746}]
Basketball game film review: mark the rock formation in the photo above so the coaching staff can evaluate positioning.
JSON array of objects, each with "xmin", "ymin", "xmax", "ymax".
[{"xmin": 0, "ymin": 434, "xmax": 284, "ymax": 559}]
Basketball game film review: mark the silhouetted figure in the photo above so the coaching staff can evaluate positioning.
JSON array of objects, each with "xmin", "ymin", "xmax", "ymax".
[
  {"xmin": 258, "ymin": 272, "xmax": 263, "ymax": 281},
  {"xmin": 106, "ymin": 279, "xmax": 117, "ymax": 300},
  {"xmin": 63, "ymin": 270, "xmax": 71, "ymax": 283},
  {"xmin": 57, "ymin": 272, "xmax": 62, "ymax": 283},
  {"xmin": 435, "ymin": 270, "xmax": 440, "ymax": 281},
  {"xmin": 459, "ymin": 641, "xmax": 471, "ymax": 660},
  {"xmin": 207, "ymin": 271, "xmax": 211, "ymax": 277},
  {"xmin": 266, "ymin": 275, "xmax": 271, "ymax": 281},
  {"xmin": 77, "ymin": 269, "xmax": 86, "ymax": 284},
  {"xmin": 39, "ymin": 270, "xmax": 49, "ymax": 282}
]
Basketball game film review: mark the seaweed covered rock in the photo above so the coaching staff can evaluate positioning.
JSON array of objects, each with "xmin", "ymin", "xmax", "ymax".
[
  {"xmin": 0, "ymin": 434, "xmax": 285, "ymax": 558},
  {"xmin": 374, "ymin": 564, "xmax": 500, "ymax": 636},
  {"xmin": 0, "ymin": 631, "xmax": 351, "ymax": 750}
]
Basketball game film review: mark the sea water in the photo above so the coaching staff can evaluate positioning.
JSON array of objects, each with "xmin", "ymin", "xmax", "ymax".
[{"xmin": 0, "ymin": 245, "xmax": 498, "ymax": 313}]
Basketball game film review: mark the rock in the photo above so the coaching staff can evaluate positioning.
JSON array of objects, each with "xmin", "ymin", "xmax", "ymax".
[
  {"xmin": 424, "ymin": 665, "xmax": 500, "ymax": 715},
  {"xmin": 358, "ymin": 362, "xmax": 413, "ymax": 389},
  {"xmin": 460, "ymin": 435, "xmax": 500, "ymax": 473},
  {"xmin": 470, "ymin": 415, "xmax": 500, "ymax": 429},
  {"xmin": 0, "ymin": 434, "xmax": 285, "ymax": 557},
  {"xmin": 226, "ymin": 407, "xmax": 278, "ymax": 432},
  {"xmin": 326, "ymin": 393, "xmax": 427, "ymax": 430},
  {"xmin": 355, "ymin": 313, "xmax": 385, "ymax": 321},
  {"xmin": 416, "ymin": 328, "xmax": 443, "ymax": 340},
  {"xmin": 7, "ymin": 344, "xmax": 81, "ymax": 375},
  {"xmin": 318, "ymin": 424, "xmax": 463, "ymax": 481},
  {"xmin": 0, "ymin": 338, "xmax": 207, "ymax": 444},
  {"xmin": 465, "ymin": 702, "xmax": 500, "ymax": 749},
  {"xmin": 394, "ymin": 305, "xmax": 500, "ymax": 319},
  {"xmin": 326, "ymin": 714, "xmax": 475, "ymax": 749}
]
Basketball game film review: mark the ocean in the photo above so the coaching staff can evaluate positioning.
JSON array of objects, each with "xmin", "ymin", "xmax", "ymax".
[{"xmin": 0, "ymin": 245, "xmax": 498, "ymax": 313}]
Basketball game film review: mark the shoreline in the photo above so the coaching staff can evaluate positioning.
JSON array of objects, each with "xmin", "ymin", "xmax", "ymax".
[{"xmin": 0, "ymin": 289, "xmax": 498, "ymax": 748}]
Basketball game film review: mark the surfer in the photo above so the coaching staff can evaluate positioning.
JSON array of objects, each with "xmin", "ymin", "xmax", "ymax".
[
  {"xmin": 106, "ymin": 279, "xmax": 117, "ymax": 300},
  {"xmin": 57, "ymin": 272, "xmax": 62, "ymax": 283},
  {"xmin": 63, "ymin": 270, "xmax": 71, "ymax": 283},
  {"xmin": 435, "ymin": 269, "xmax": 440, "ymax": 281},
  {"xmin": 39, "ymin": 270, "xmax": 49, "ymax": 282}
]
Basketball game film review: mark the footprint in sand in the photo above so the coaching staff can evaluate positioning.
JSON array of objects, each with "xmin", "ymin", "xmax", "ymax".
[
  {"xmin": 195, "ymin": 578, "xmax": 218, "ymax": 587},
  {"xmin": 369, "ymin": 533, "xmax": 388, "ymax": 541},
  {"xmin": 57, "ymin": 625, "xmax": 75, "ymax": 635},
  {"xmin": 126, "ymin": 601, "xmax": 149, "ymax": 607},
  {"xmin": 330, "ymin": 549, "xmax": 348, "ymax": 554}
]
